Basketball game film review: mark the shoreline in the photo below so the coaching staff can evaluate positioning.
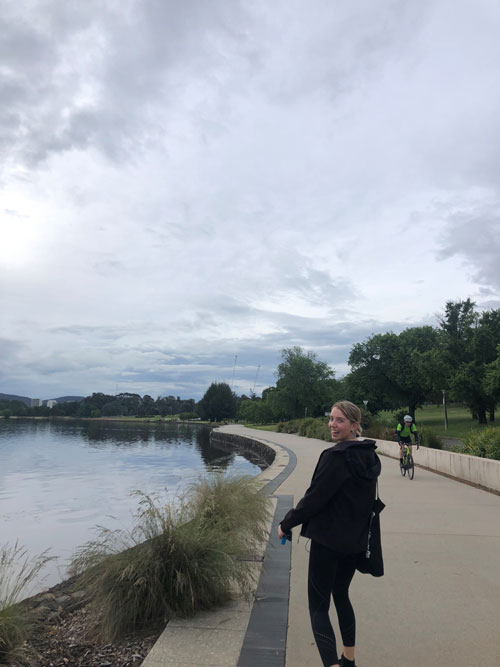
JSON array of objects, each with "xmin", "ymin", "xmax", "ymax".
[
  {"xmin": 2, "ymin": 415, "xmax": 214, "ymax": 425},
  {"xmin": 7, "ymin": 427, "xmax": 278, "ymax": 665}
]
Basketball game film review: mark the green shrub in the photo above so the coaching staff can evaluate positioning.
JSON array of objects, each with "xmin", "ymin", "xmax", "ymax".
[
  {"xmin": 275, "ymin": 418, "xmax": 331, "ymax": 440},
  {"xmin": 362, "ymin": 423, "xmax": 395, "ymax": 440},
  {"xmin": 446, "ymin": 444, "xmax": 465, "ymax": 453},
  {"xmin": 0, "ymin": 543, "xmax": 54, "ymax": 664},
  {"xmin": 179, "ymin": 412, "xmax": 199, "ymax": 420},
  {"xmin": 70, "ymin": 475, "xmax": 271, "ymax": 641},
  {"xmin": 359, "ymin": 409, "xmax": 376, "ymax": 430},
  {"xmin": 298, "ymin": 418, "xmax": 315, "ymax": 436},
  {"xmin": 418, "ymin": 426, "xmax": 442, "ymax": 449},
  {"xmin": 276, "ymin": 420, "xmax": 300, "ymax": 434},
  {"xmin": 305, "ymin": 419, "xmax": 331, "ymax": 441},
  {"xmin": 464, "ymin": 427, "xmax": 500, "ymax": 460}
]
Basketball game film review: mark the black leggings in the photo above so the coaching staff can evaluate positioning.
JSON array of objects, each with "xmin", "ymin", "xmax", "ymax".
[{"xmin": 308, "ymin": 540, "xmax": 358, "ymax": 667}]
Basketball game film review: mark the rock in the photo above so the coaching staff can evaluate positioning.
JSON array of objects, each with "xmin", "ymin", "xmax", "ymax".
[
  {"xmin": 46, "ymin": 610, "xmax": 62, "ymax": 624},
  {"xmin": 29, "ymin": 604, "xmax": 52, "ymax": 621},
  {"xmin": 55, "ymin": 595, "xmax": 72, "ymax": 607}
]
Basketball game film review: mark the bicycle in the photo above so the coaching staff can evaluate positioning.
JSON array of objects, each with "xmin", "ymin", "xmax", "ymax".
[{"xmin": 399, "ymin": 442, "xmax": 415, "ymax": 480}]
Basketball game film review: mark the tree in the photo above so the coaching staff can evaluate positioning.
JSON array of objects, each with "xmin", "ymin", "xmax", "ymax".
[
  {"xmin": 438, "ymin": 298, "xmax": 477, "ymax": 365},
  {"xmin": 484, "ymin": 344, "xmax": 500, "ymax": 416},
  {"xmin": 137, "ymin": 394, "xmax": 156, "ymax": 417},
  {"xmin": 347, "ymin": 326, "xmax": 443, "ymax": 417},
  {"xmin": 197, "ymin": 382, "xmax": 237, "ymax": 421},
  {"xmin": 259, "ymin": 386, "xmax": 286, "ymax": 422},
  {"xmin": 439, "ymin": 304, "xmax": 500, "ymax": 423},
  {"xmin": 238, "ymin": 398, "xmax": 260, "ymax": 423},
  {"xmin": 451, "ymin": 362, "xmax": 490, "ymax": 424},
  {"xmin": 273, "ymin": 347, "xmax": 338, "ymax": 420}
]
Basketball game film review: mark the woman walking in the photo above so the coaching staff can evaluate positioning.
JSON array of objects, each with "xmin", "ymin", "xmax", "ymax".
[{"xmin": 278, "ymin": 400, "xmax": 382, "ymax": 667}]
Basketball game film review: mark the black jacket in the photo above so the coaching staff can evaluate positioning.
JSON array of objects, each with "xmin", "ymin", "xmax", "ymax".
[{"xmin": 280, "ymin": 439, "xmax": 381, "ymax": 554}]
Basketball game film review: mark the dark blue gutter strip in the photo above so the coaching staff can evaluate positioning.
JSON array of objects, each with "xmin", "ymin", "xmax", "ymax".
[
  {"xmin": 258, "ymin": 440, "xmax": 297, "ymax": 496},
  {"xmin": 238, "ymin": 438, "xmax": 297, "ymax": 667},
  {"xmin": 237, "ymin": 494, "xmax": 294, "ymax": 667}
]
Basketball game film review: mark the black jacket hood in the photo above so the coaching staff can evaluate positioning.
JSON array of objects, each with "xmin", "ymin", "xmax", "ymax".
[{"xmin": 329, "ymin": 439, "xmax": 381, "ymax": 481}]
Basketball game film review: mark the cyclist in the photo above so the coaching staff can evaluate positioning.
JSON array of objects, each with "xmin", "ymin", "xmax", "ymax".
[{"xmin": 396, "ymin": 415, "xmax": 419, "ymax": 466}]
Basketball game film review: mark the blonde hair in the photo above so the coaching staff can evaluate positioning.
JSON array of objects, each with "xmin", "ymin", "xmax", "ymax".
[{"xmin": 332, "ymin": 400, "xmax": 363, "ymax": 437}]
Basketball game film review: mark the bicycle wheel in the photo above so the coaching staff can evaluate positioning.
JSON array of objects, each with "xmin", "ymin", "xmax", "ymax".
[
  {"xmin": 400, "ymin": 458, "xmax": 406, "ymax": 476},
  {"xmin": 407, "ymin": 455, "xmax": 414, "ymax": 480}
]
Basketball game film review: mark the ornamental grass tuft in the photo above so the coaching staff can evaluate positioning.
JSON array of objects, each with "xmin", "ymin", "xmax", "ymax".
[
  {"xmin": 70, "ymin": 474, "xmax": 271, "ymax": 641},
  {"xmin": 0, "ymin": 542, "xmax": 54, "ymax": 664}
]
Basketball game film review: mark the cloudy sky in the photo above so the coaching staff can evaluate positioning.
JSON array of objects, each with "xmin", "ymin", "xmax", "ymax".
[{"xmin": 1, "ymin": 0, "xmax": 500, "ymax": 401}]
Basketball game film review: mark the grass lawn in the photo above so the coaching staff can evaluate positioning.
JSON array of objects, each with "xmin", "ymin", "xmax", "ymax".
[
  {"xmin": 246, "ymin": 424, "xmax": 279, "ymax": 431},
  {"xmin": 386, "ymin": 405, "xmax": 493, "ymax": 440},
  {"xmin": 92, "ymin": 416, "xmax": 209, "ymax": 423}
]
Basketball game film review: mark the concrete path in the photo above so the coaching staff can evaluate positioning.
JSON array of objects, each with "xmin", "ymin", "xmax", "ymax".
[{"xmin": 144, "ymin": 426, "xmax": 500, "ymax": 667}]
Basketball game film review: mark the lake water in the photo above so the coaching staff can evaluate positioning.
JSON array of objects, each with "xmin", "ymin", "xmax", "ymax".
[{"xmin": 0, "ymin": 419, "xmax": 261, "ymax": 592}]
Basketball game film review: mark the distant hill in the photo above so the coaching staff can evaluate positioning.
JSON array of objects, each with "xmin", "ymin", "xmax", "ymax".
[
  {"xmin": 49, "ymin": 395, "xmax": 85, "ymax": 404},
  {"xmin": 0, "ymin": 393, "xmax": 85, "ymax": 405},
  {"xmin": 0, "ymin": 393, "xmax": 31, "ymax": 405}
]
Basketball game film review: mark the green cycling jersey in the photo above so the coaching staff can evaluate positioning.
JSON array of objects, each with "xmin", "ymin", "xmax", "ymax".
[{"xmin": 396, "ymin": 422, "xmax": 418, "ymax": 443}]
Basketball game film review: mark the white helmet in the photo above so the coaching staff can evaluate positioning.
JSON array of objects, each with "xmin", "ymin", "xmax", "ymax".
[{"xmin": 403, "ymin": 415, "xmax": 412, "ymax": 422}]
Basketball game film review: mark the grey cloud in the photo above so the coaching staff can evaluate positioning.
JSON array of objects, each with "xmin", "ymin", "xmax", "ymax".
[
  {"xmin": 1, "ymin": 0, "xmax": 439, "ymax": 172},
  {"xmin": 91, "ymin": 258, "xmax": 128, "ymax": 276},
  {"xmin": 0, "ymin": 337, "xmax": 25, "ymax": 352},
  {"xmin": 1, "ymin": 0, "xmax": 252, "ymax": 168},
  {"xmin": 48, "ymin": 324, "xmax": 145, "ymax": 338},
  {"xmin": 439, "ymin": 205, "xmax": 500, "ymax": 292},
  {"xmin": 302, "ymin": 270, "xmax": 357, "ymax": 307},
  {"xmin": 273, "ymin": 265, "xmax": 357, "ymax": 307},
  {"xmin": 30, "ymin": 358, "xmax": 99, "ymax": 376},
  {"xmin": 0, "ymin": 338, "xmax": 26, "ymax": 374},
  {"xmin": 256, "ymin": 1, "xmax": 431, "ymax": 103}
]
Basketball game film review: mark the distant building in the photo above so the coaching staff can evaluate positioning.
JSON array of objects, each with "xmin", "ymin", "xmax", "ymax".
[
  {"xmin": 30, "ymin": 398, "xmax": 43, "ymax": 407},
  {"xmin": 46, "ymin": 400, "xmax": 57, "ymax": 408}
]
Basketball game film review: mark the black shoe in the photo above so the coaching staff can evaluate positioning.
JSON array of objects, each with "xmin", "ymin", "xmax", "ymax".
[{"xmin": 340, "ymin": 655, "xmax": 356, "ymax": 667}]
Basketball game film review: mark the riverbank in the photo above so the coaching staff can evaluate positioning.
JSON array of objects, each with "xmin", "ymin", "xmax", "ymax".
[{"xmin": 4, "ymin": 431, "xmax": 275, "ymax": 666}]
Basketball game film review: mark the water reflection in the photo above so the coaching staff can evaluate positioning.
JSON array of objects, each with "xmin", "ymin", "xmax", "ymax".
[{"xmin": 194, "ymin": 425, "xmax": 234, "ymax": 470}]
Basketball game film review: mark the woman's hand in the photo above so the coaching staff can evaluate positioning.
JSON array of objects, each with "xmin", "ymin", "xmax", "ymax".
[{"xmin": 278, "ymin": 524, "xmax": 285, "ymax": 540}]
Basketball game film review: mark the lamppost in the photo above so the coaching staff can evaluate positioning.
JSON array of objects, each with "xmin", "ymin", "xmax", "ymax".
[
  {"xmin": 442, "ymin": 389, "xmax": 448, "ymax": 431},
  {"xmin": 231, "ymin": 355, "xmax": 238, "ymax": 388},
  {"xmin": 362, "ymin": 400, "xmax": 368, "ymax": 429}
]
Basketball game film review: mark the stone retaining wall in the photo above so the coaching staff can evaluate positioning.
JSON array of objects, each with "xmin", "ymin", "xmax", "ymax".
[
  {"xmin": 375, "ymin": 438, "xmax": 500, "ymax": 494},
  {"xmin": 210, "ymin": 431, "xmax": 276, "ymax": 467}
]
